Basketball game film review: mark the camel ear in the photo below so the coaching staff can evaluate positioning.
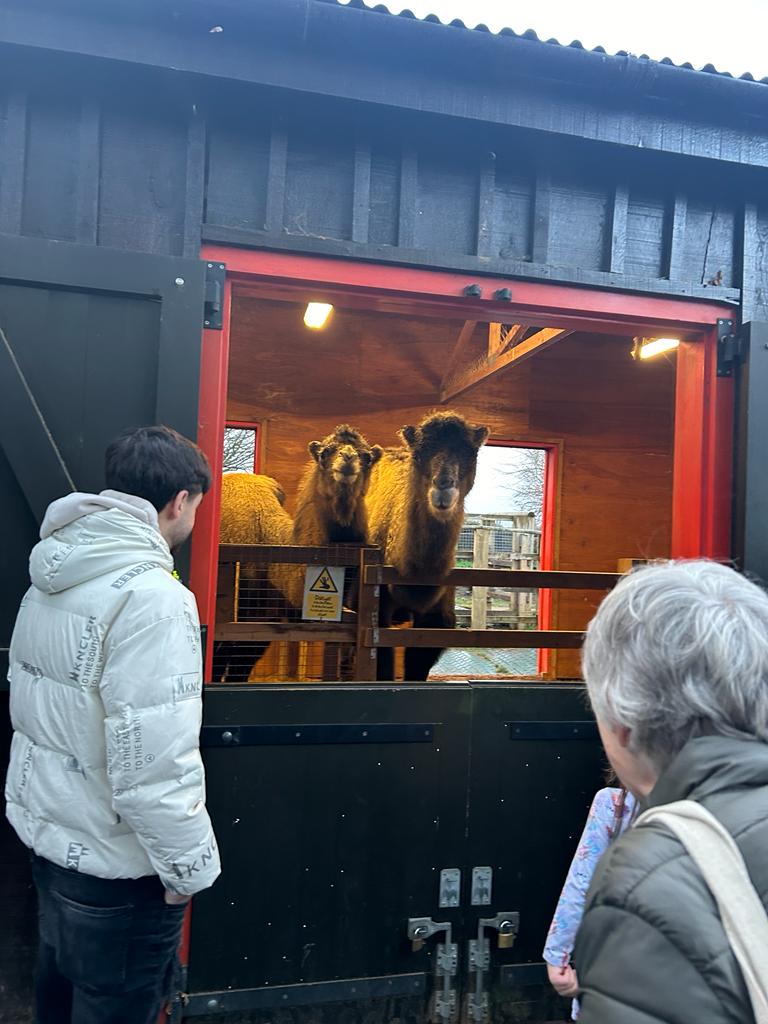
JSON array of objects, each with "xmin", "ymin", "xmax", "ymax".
[
  {"xmin": 471, "ymin": 426, "xmax": 491, "ymax": 449},
  {"xmin": 308, "ymin": 440, "xmax": 323, "ymax": 462},
  {"xmin": 399, "ymin": 425, "xmax": 419, "ymax": 449}
]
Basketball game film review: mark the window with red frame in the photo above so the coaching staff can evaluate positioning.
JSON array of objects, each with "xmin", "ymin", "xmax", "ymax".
[{"xmin": 222, "ymin": 421, "xmax": 260, "ymax": 473}]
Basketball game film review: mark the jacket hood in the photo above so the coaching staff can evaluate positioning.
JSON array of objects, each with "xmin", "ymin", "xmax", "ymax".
[
  {"xmin": 649, "ymin": 734, "xmax": 768, "ymax": 808},
  {"xmin": 30, "ymin": 490, "xmax": 173, "ymax": 594}
]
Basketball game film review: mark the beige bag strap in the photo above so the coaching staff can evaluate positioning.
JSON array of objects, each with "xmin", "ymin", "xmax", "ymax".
[{"xmin": 636, "ymin": 800, "xmax": 768, "ymax": 1024}]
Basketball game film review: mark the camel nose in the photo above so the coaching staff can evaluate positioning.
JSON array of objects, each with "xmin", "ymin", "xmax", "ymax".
[{"xmin": 433, "ymin": 472, "xmax": 457, "ymax": 490}]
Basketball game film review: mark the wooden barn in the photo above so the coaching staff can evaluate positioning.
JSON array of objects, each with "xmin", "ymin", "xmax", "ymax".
[{"xmin": 1, "ymin": 1, "xmax": 767, "ymax": 1020}]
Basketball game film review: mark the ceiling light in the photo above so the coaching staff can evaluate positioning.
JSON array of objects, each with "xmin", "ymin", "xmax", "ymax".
[
  {"xmin": 631, "ymin": 336, "xmax": 680, "ymax": 360},
  {"xmin": 304, "ymin": 302, "xmax": 333, "ymax": 329}
]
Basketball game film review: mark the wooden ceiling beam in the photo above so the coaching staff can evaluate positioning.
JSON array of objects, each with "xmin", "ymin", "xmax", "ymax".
[
  {"xmin": 488, "ymin": 322, "xmax": 526, "ymax": 360},
  {"xmin": 439, "ymin": 320, "xmax": 479, "ymax": 391},
  {"xmin": 440, "ymin": 327, "xmax": 572, "ymax": 403}
]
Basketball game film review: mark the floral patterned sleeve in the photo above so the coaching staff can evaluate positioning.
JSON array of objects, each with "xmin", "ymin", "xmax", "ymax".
[{"xmin": 542, "ymin": 787, "xmax": 635, "ymax": 966}]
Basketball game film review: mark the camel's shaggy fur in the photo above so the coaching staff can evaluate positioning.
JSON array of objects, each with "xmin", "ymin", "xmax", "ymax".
[
  {"xmin": 219, "ymin": 472, "xmax": 292, "ymax": 546},
  {"xmin": 365, "ymin": 410, "xmax": 489, "ymax": 680}
]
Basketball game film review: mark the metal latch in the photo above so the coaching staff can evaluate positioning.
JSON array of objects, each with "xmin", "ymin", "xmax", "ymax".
[
  {"xmin": 407, "ymin": 918, "xmax": 459, "ymax": 1024},
  {"xmin": 716, "ymin": 317, "xmax": 742, "ymax": 377},
  {"xmin": 203, "ymin": 261, "xmax": 226, "ymax": 330},
  {"xmin": 465, "ymin": 912, "xmax": 520, "ymax": 1023}
]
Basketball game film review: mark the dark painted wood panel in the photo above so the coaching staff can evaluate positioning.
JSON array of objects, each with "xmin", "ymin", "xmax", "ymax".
[
  {"xmin": 625, "ymin": 191, "xmax": 667, "ymax": 278},
  {"xmin": 98, "ymin": 104, "xmax": 187, "ymax": 255},
  {"xmin": 284, "ymin": 132, "xmax": 354, "ymax": 240},
  {"xmin": 415, "ymin": 154, "xmax": 477, "ymax": 256},
  {"xmin": 0, "ymin": 90, "xmax": 26, "ymax": 235},
  {"xmin": 368, "ymin": 147, "xmax": 399, "ymax": 247},
  {"xmin": 490, "ymin": 166, "xmax": 533, "ymax": 262},
  {"xmin": 22, "ymin": 92, "xmax": 80, "ymax": 242},
  {"xmin": 549, "ymin": 179, "xmax": 609, "ymax": 272},
  {"xmin": 3, "ymin": 1, "xmax": 767, "ymax": 170},
  {"xmin": 206, "ymin": 123, "xmax": 270, "ymax": 232},
  {"xmin": 683, "ymin": 200, "xmax": 736, "ymax": 288}
]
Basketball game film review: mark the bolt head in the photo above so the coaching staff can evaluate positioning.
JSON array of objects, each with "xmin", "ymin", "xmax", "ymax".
[{"xmin": 174, "ymin": 277, "xmax": 185, "ymax": 287}]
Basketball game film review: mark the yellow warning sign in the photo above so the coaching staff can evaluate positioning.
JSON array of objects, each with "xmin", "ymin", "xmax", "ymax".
[
  {"xmin": 309, "ymin": 567, "xmax": 338, "ymax": 594},
  {"xmin": 302, "ymin": 565, "xmax": 345, "ymax": 621}
]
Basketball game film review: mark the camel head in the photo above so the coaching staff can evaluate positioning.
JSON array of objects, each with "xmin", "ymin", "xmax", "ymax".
[
  {"xmin": 308, "ymin": 424, "xmax": 383, "ymax": 517},
  {"xmin": 400, "ymin": 411, "xmax": 489, "ymax": 520}
]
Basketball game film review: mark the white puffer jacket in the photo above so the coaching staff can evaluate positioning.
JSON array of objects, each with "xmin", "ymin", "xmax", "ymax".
[{"xmin": 5, "ymin": 490, "xmax": 220, "ymax": 896}]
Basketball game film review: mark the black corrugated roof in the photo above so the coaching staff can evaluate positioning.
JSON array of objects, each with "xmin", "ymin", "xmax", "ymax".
[{"xmin": 331, "ymin": 0, "xmax": 768, "ymax": 86}]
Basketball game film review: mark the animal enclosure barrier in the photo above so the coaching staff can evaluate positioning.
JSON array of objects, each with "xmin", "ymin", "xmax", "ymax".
[
  {"xmin": 456, "ymin": 515, "xmax": 541, "ymax": 630},
  {"xmin": 213, "ymin": 542, "xmax": 621, "ymax": 682}
]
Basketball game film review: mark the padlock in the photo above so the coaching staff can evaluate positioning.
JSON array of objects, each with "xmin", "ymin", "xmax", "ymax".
[
  {"xmin": 411, "ymin": 925, "xmax": 429, "ymax": 952},
  {"xmin": 497, "ymin": 921, "xmax": 516, "ymax": 949}
]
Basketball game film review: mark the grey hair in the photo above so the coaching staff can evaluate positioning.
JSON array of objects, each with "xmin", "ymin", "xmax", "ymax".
[{"xmin": 582, "ymin": 560, "xmax": 768, "ymax": 770}]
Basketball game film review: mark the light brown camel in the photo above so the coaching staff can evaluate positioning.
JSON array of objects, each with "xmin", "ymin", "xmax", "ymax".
[
  {"xmin": 365, "ymin": 410, "xmax": 489, "ymax": 680},
  {"xmin": 218, "ymin": 426, "xmax": 381, "ymax": 681}
]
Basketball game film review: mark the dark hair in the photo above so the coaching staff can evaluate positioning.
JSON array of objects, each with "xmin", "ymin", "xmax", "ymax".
[{"xmin": 105, "ymin": 425, "xmax": 211, "ymax": 512}]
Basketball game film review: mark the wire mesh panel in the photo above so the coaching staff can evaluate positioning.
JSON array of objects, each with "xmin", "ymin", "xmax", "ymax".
[{"xmin": 213, "ymin": 544, "xmax": 371, "ymax": 684}]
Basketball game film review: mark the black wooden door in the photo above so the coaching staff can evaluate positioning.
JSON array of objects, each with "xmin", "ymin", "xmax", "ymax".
[
  {"xmin": 188, "ymin": 683, "xmax": 603, "ymax": 1023},
  {"xmin": 463, "ymin": 685, "xmax": 603, "ymax": 1023},
  {"xmin": 189, "ymin": 684, "xmax": 472, "ymax": 1020},
  {"xmin": 0, "ymin": 232, "xmax": 205, "ymax": 1023}
]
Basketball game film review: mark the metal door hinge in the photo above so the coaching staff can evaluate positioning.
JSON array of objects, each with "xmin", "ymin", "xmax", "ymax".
[
  {"xmin": 717, "ymin": 318, "xmax": 742, "ymax": 377},
  {"xmin": 407, "ymin": 918, "xmax": 459, "ymax": 1023},
  {"xmin": 204, "ymin": 262, "xmax": 226, "ymax": 330},
  {"xmin": 465, "ymin": 912, "xmax": 520, "ymax": 1024}
]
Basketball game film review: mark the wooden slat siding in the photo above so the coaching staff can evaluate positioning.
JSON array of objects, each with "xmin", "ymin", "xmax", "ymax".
[
  {"xmin": 7, "ymin": 3, "xmax": 768, "ymax": 169},
  {"xmin": 531, "ymin": 172, "xmax": 551, "ymax": 265},
  {"xmin": 75, "ymin": 98, "xmax": 100, "ymax": 245},
  {"xmin": 0, "ymin": 91, "xmax": 27, "ymax": 235},
  {"xmin": 491, "ymin": 166, "xmax": 534, "ymax": 262},
  {"xmin": 22, "ymin": 92, "xmax": 81, "ymax": 242},
  {"xmin": 608, "ymin": 185, "xmax": 629, "ymax": 274},
  {"xmin": 417, "ymin": 155, "xmax": 478, "ymax": 256},
  {"xmin": 397, "ymin": 149, "xmax": 417, "ymax": 248},
  {"xmin": 367, "ymin": 627, "xmax": 586, "ymax": 649},
  {"xmin": 368, "ymin": 147, "xmax": 399, "ymax": 246},
  {"xmin": 550, "ymin": 179, "xmax": 610, "ymax": 273},
  {"xmin": 206, "ymin": 224, "xmax": 741, "ymax": 305},
  {"xmin": 366, "ymin": 567, "xmax": 619, "ymax": 589},
  {"xmin": 625, "ymin": 191, "xmax": 667, "ymax": 278},
  {"xmin": 183, "ymin": 112, "xmax": 206, "ymax": 258},
  {"xmin": 351, "ymin": 141, "xmax": 371, "ymax": 244},
  {"xmin": 667, "ymin": 193, "xmax": 688, "ymax": 281},
  {"xmin": 683, "ymin": 200, "xmax": 735, "ymax": 288},
  {"xmin": 205, "ymin": 124, "xmax": 271, "ymax": 232},
  {"xmin": 264, "ymin": 127, "xmax": 288, "ymax": 234},
  {"xmin": 740, "ymin": 203, "xmax": 758, "ymax": 323},
  {"xmin": 284, "ymin": 132, "xmax": 355, "ymax": 241},
  {"xmin": 98, "ymin": 105, "xmax": 187, "ymax": 255},
  {"xmin": 476, "ymin": 154, "xmax": 495, "ymax": 258}
]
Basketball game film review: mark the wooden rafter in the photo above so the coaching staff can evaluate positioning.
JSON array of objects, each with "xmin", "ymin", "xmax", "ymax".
[
  {"xmin": 487, "ymin": 322, "xmax": 526, "ymax": 360},
  {"xmin": 439, "ymin": 320, "xmax": 478, "ymax": 391},
  {"xmin": 440, "ymin": 327, "xmax": 572, "ymax": 403}
]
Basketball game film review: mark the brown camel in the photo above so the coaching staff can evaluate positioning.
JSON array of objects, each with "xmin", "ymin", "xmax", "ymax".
[{"xmin": 365, "ymin": 410, "xmax": 489, "ymax": 680}]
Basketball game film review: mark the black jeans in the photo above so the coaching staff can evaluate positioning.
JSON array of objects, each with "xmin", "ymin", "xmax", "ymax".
[{"xmin": 31, "ymin": 853, "xmax": 186, "ymax": 1024}]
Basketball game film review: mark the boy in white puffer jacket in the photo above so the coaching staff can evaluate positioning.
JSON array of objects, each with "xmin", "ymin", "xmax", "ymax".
[{"xmin": 5, "ymin": 425, "xmax": 220, "ymax": 1024}]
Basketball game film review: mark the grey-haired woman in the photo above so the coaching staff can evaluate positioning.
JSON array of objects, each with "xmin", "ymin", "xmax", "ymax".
[{"xmin": 574, "ymin": 559, "xmax": 768, "ymax": 1024}]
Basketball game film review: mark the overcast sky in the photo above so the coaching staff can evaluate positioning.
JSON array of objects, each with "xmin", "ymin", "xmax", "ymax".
[{"xmin": 342, "ymin": 0, "xmax": 768, "ymax": 79}]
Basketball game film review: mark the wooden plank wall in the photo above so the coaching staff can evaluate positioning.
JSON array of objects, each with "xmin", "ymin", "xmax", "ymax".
[
  {"xmin": 226, "ymin": 298, "xmax": 675, "ymax": 679},
  {"xmin": 0, "ymin": 60, "xmax": 765, "ymax": 314}
]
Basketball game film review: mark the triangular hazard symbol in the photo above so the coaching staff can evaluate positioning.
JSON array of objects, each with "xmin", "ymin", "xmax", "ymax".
[{"xmin": 309, "ymin": 567, "xmax": 338, "ymax": 594}]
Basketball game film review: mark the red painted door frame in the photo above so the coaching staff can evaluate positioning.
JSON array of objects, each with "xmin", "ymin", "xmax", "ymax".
[{"xmin": 191, "ymin": 245, "xmax": 735, "ymax": 680}]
